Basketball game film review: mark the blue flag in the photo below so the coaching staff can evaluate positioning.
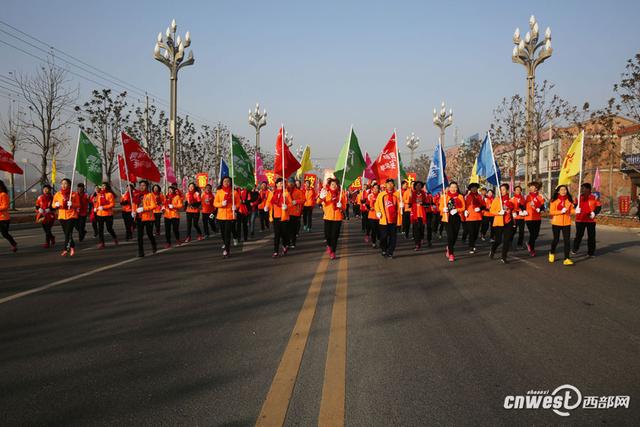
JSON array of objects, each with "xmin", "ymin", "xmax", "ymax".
[
  {"xmin": 219, "ymin": 158, "xmax": 229, "ymax": 182},
  {"xmin": 475, "ymin": 132, "xmax": 502, "ymax": 186},
  {"xmin": 426, "ymin": 143, "xmax": 447, "ymax": 195}
]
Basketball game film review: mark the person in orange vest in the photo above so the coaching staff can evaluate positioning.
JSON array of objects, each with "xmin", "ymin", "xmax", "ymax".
[
  {"xmin": 400, "ymin": 180, "xmax": 411, "ymax": 239},
  {"xmin": 375, "ymin": 178, "xmax": 403, "ymax": 258},
  {"xmin": 94, "ymin": 182, "xmax": 119, "ymax": 249},
  {"xmin": 439, "ymin": 181, "xmax": 466, "ymax": 262},
  {"xmin": 366, "ymin": 183, "xmax": 381, "ymax": 248},
  {"xmin": 214, "ymin": 176, "xmax": 240, "ymax": 258},
  {"xmin": 201, "ymin": 183, "xmax": 216, "ymax": 238},
  {"xmin": 286, "ymin": 178, "xmax": 305, "ymax": 248},
  {"xmin": 463, "ymin": 183, "xmax": 485, "ymax": 254},
  {"xmin": 75, "ymin": 183, "xmax": 90, "ymax": 242},
  {"xmin": 151, "ymin": 184, "xmax": 165, "ymax": 237},
  {"xmin": 236, "ymin": 186, "xmax": 251, "ymax": 242},
  {"xmin": 0, "ymin": 179, "xmax": 17, "ymax": 252},
  {"xmin": 409, "ymin": 181, "xmax": 428, "ymax": 251},
  {"xmin": 489, "ymin": 184, "xmax": 516, "ymax": 263},
  {"xmin": 163, "ymin": 184, "xmax": 183, "ymax": 248},
  {"xmin": 320, "ymin": 177, "xmax": 347, "ymax": 260},
  {"xmin": 480, "ymin": 188, "xmax": 495, "ymax": 241},
  {"xmin": 302, "ymin": 179, "xmax": 316, "ymax": 232},
  {"xmin": 120, "ymin": 183, "xmax": 136, "ymax": 240},
  {"xmin": 548, "ymin": 184, "xmax": 575, "ymax": 265},
  {"xmin": 266, "ymin": 177, "xmax": 292, "ymax": 257},
  {"xmin": 53, "ymin": 178, "xmax": 80, "ymax": 257},
  {"xmin": 184, "ymin": 182, "xmax": 204, "ymax": 242},
  {"xmin": 132, "ymin": 180, "xmax": 158, "ymax": 257},
  {"xmin": 572, "ymin": 182, "xmax": 602, "ymax": 257},
  {"xmin": 357, "ymin": 184, "xmax": 369, "ymax": 234},
  {"xmin": 524, "ymin": 181, "xmax": 545, "ymax": 256},
  {"xmin": 257, "ymin": 181, "xmax": 271, "ymax": 231},
  {"xmin": 35, "ymin": 184, "xmax": 56, "ymax": 248},
  {"xmin": 511, "ymin": 185, "xmax": 527, "ymax": 249}
]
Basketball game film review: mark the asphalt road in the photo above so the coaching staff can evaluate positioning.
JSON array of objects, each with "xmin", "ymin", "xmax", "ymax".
[{"xmin": 0, "ymin": 214, "xmax": 638, "ymax": 426}]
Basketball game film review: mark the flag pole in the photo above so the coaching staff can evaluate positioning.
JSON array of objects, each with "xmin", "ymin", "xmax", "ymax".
[
  {"xmin": 121, "ymin": 133, "xmax": 134, "ymax": 217},
  {"xmin": 487, "ymin": 131, "xmax": 503, "ymax": 211},
  {"xmin": 576, "ymin": 129, "xmax": 585, "ymax": 204},
  {"xmin": 339, "ymin": 125, "xmax": 352, "ymax": 206},
  {"xmin": 116, "ymin": 156, "xmax": 123, "ymax": 196},
  {"xmin": 438, "ymin": 135, "xmax": 445, "ymax": 196},
  {"xmin": 230, "ymin": 132, "xmax": 236, "ymax": 219},
  {"xmin": 281, "ymin": 124, "xmax": 289, "ymax": 208},
  {"xmin": 394, "ymin": 129, "xmax": 402, "ymax": 214},
  {"xmin": 163, "ymin": 152, "xmax": 168, "ymax": 192},
  {"xmin": 69, "ymin": 129, "xmax": 81, "ymax": 197}
]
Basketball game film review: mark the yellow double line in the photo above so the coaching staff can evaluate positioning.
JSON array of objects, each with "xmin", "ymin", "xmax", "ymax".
[{"xmin": 256, "ymin": 228, "xmax": 349, "ymax": 427}]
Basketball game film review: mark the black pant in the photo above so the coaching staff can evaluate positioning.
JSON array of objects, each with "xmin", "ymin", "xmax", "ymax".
[
  {"xmin": 369, "ymin": 218, "xmax": 379, "ymax": 244},
  {"xmin": 98, "ymin": 216, "xmax": 118, "ymax": 243},
  {"xmin": 136, "ymin": 218, "xmax": 156, "ymax": 255},
  {"xmin": 303, "ymin": 206, "xmax": 313, "ymax": 230},
  {"xmin": 551, "ymin": 225, "xmax": 571, "ymax": 259},
  {"xmin": 360, "ymin": 210, "xmax": 367, "ymax": 231},
  {"xmin": 324, "ymin": 220, "xmax": 342, "ymax": 253},
  {"xmin": 0, "ymin": 220, "xmax": 16, "ymax": 246},
  {"xmin": 91, "ymin": 218, "xmax": 98, "ymax": 237},
  {"xmin": 445, "ymin": 216, "xmax": 462, "ymax": 254},
  {"xmin": 345, "ymin": 204, "xmax": 350, "ymax": 219},
  {"xmin": 514, "ymin": 219, "xmax": 525, "ymax": 247},
  {"xmin": 60, "ymin": 218, "xmax": 77, "ymax": 250},
  {"xmin": 481, "ymin": 216, "xmax": 493, "ymax": 237},
  {"xmin": 42, "ymin": 221, "xmax": 54, "ymax": 242},
  {"xmin": 289, "ymin": 215, "xmax": 301, "ymax": 245},
  {"xmin": 122, "ymin": 211, "xmax": 134, "ymax": 239},
  {"xmin": 76, "ymin": 215, "xmax": 87, "ymax": 241},
  {"xmin": 467, "ymin": 220, "xmax": 481, "ymax": 249},
  {"xmin": 273, "ymin": 218, "xmax": 290, "ymax": 252},
  {"xmin": 461, "ymin": 221, "xmax": 469, "ymax": 241},
  {"xmin": 219, "ymin": 219, "xmax": 234, "ymax": 252},
  {"xmin": 259, "ymin": 210, "xmax": 270, "ymax": 230},
  {"xmin": 165, "ymin": 218, "xmax": 180, "ymax": 244},
  {"xmin": 526, "ymin": 220, "xmax": 541, "ymax": 250},
  {"xmin": 236, "ymin": 213, "xmax": 249, "ymax": 241},
  {"xmin": 380, "ymin": 223, "xmax": 399, "ymax": 255},
  {"xmin": 491, "ymin": 224, "xmax": 514, "ymax": 260},
  {"xmin": 425, "ymin": 213, "xmax": 433, "ymax": 242},
  {"xmin": 433, "ymin": 214, "xmax": 443, "ymax": 236},
  {"xmin": 402, "ymin": 211, "xmax": 411, "ymax": 238},
  {"xmin": 186, "ymin": 212, "xmax": 202, "ymax": 237},
  {"xmin": 412, "ymin": 218, "xmax": 425, "ymax": 245},
  {"xmin": 574, "ymin": 222, "xmax": 596, "ymax": 256},
  {"xmin": 202, "ymin": 212, "xmax": 216, "ymax": 236},
  {"xmin": 154, "ymin": 213, "xmax": 162, "ymax": 234}
]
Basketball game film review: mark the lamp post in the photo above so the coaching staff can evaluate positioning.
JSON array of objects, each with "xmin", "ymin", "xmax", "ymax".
[
  {"xmin": 406, "ymin": 132, "xmax": 420, "ymax": 166},
  {"xmin": 285, "ymin": 132, "xmax": 294, "ymax": 147},
  {"xmin": 433, "ymin": 101, "xmax": 453, "ymax": 147},
  {"xmin": 153, "ymin": 19, "xmax": 194, "ymax": 173},
  {"xmin": 512, "ymin": 15, "xmax": 552, "ymax": 184},
  {"xmin": 248, "ymin": 102, "xmax": 267, "ymax": 153}
]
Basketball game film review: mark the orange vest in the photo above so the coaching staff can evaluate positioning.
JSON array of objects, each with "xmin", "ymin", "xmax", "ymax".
[
  {"xmin": 439, "ymin": 192, "xmax": 466, "ymax": 223},
  {"xmin": 464, "ymin": 192, "xmax": 485, "ymax": 221},
  {"xmin": 132, "ymin": 192, "xmax": 157, "ymax": 222},
  {"xmin": 289, "ymin": 188, "xmax": 305, "ymax": 216},
  {"xmin": 490, "ymin": 196, "xmax": 514, "ymax": 227},
  {"xmin": 304, "ymin": 188, "xmax": 316, "ymax": 207},
  {"xmin": 267, "ymin": 190, "xmax": 292, "ymax": 222},
  {"xmin": 525, "ymin": 193, "xmax": 545, "ymax": 221},
  {"xmin": 95, "ymin": 191, "xmax": 115, "ymax": 217},
  {"xmin": 152, "ymin": 192, "xmax": 165, "ymax": 214},
  {"xmin": 164, "ymin": 193, "xmax": 183, "ymax": 219},
  {"xmin": 549, "ymin": 198, "xmax": 574, "ymax": 226},
  {"xmin": 375, "ymin": 191, "xmax": 403, "ymax": 226},
  {"xmin": 121, "ymin": 191, "xmax": 133, "ymax": 213},
  {"xmin": 214, "ymin": 188, "xmax": 240, "ymax": 220},
  {"xmin": 53, "ymin": 191, "xmax": 80, "ymax": 220},
  {"xmin": 201, "ymin": 191, "xmax": 215, "ymax": 214},
  {"xmin": 322, "ymin": 191, "xmax": 347, "ymax": 221},
  {"xmin": 0, "ymin": 192, "xmax": 9, "ymax": 221}
]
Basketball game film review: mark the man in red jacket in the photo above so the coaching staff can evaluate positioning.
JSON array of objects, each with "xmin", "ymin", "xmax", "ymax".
[{"xmin": 572, "ymin": 182, "xmax": 602, "ymax": 257}]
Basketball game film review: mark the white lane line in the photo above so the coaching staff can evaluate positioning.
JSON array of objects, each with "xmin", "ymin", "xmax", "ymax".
[{"xmin": 510, "ymin": 253, "xmax": 543, "ymax": 270}]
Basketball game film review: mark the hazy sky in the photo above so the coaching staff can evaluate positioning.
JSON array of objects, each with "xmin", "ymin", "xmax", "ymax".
[{"xmin": 1, "ymin": 0, "xmax": 639, "ymax": 168}]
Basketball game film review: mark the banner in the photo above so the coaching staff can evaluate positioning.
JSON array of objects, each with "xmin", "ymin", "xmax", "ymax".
[
  {"xmin": 303, "ymin": 173, "xmax": 317, "ymax": 190},
  {"xmin": 406, "ymin": 172, "xmax": 417, "ymax": 188},
  {"xmin": 349, "ymin": 176, "xmax": 362, "ymax": 190},
  {"xmin": 265, "ymin": 169, "xmax": 276, "ymax": 186},
  {"xmin": 195, "ymin": 173, "xmax": 209, "ymax": 189},
  {"xmin": 0, "ymin": 146, "xmax": 23, "ymax": 174},
  {"xmin": 74, "ymin": 130, "xmax": 103, "ymax": 185}
]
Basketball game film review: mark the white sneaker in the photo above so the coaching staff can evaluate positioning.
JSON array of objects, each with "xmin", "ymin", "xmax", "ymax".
[{"xmin": 233, "ymin": 239, "xmax": 238, "ymax": 246}]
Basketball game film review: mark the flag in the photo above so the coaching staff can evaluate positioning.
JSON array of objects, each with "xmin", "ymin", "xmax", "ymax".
[
  {"xmin": 265, "ymin": 169, "xmax": 275, "ymax": 186},
  {"xmin": 230, "ymin": 134, "xmax": 255, "ymax": 189},
  {"xmin": 51, "ymin": 156, "xmax": 57, "ymax": 185},
  {"xmin": 558, "ymin": 130, "xmax": 584, "ymax": 186},
  {"xmin": 0, "ymin": 146, "xmax": 23, "ymax": 174},
  {"xmin": 297, "ymin": 145, "xmax": 313, "ymax": 178},
  {"xmin": 593, "ymin": 167, "xmax": 601, "ymax": 192},
  {"xmin": 164, "ymin": 152, "xmax": 177, "ymax": 185},
  {"xmin": 255, "ymin": 151, "xmax": 268, "ymax": 184},
  {"xmin": 219, "ymin": 158, "xmax": 229, "ymax": 182},
  {"xmin": 274, "ymin": 126, "xmax": 301, "ymax": 178},
  {"xmin": 75, "ymin": 130, "xmax": 102, "ymax": 185},
  {"xmin": 334, "ymin": 127, "xmax": 366, "ymax": 189},
  {"xmin": 363, "ymin": 152, "xmax": 376, "ymax": 180},
  {"xmin": 475, "ymin": 132, "xmax": 501, "ymax": 186},
  {"xmin": 118, "ymin": 154, "xmax": 136, "ymax": 182},
  {"xmin": 371, "ymin": 132, "xmax": 401, "ymax": 182},
  {"xmin": 426, "ymin": 142, "xmax": 447, "ymax": 195},
  {"xmin": 303, "ymin": 173, "xmax": 317, "ymax": 190},
  {"xmin": 469, "ymin": 159, "xmax": 479, "ymax": 184},
  {"xmin": 182, "ymin": 176, "xmax": 188, "ymax": 193},
  {"xmin": 121, "ymin": 132, "xmax": 161, "ymax": 182},
  {"xmin": 398, "ymin": 152, "xmax": 408, "ymax": 181}
]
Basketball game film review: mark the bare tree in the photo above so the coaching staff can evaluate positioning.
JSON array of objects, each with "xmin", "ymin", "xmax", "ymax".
[
  {"xmin": 614, "ymin": 52, "xmax": 640, "ymax": 124},
  {"xmin": 1, "ymin": 102, "xmax": 27, "ymax": 206},
  {"xmin": 491, "ymin": 95, "xmax": 526, "ymax": 181},
  {"xmin": 10, "ymin": 62, "xmax": 77, "ymax": 185}
]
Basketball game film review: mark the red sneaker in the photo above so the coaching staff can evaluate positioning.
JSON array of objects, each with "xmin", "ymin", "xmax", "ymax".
[
  {"xmin": 97, "ymin": 243, "xmax": 105, "ymax": 249},
  {"xmin": 222, "ymin": 249, "xmax": 229, "ymax": 258},
  {"xmin": 197, "ymin": 235, "xmax": 204, "ymax": 241},
  {"xmin": 329, "ymin": 251, "xmax": 336, "ymax": 260},
  {"xmin": 184, "ymin": 236, "xmax": 192, "ymax": 243},
  {"xmin": 69, "ymin": 247, "xmax": 75, "ymax": 257},
  {"xmin": 164, "ymin": 243, "xmax": 171, "ymax": 249},
  {"xmin": 283, "ymin": 247, "xmax": 288, "ymax": 255},
  {"xmin": 42, "ymin": 243, "xmax": 50, "ymax": 249},
  {"xmin": 364, "ymin": 236, "xmax": 370, "ymax": 243},
  {"xmin": 448, "ymin": 254, "xmax": 455, "ymax": 262},
  {"xmin": 272, "ymin": 252, "xmax": 279, "ymax": 258},
  {"xmin": 326, "ymin": 246, "xmax": 331, "ymax": 254},
  {"xmin": 11, "ymin": 244, "xmax": 17, "ymax": 253},
  {"xmin": 61, "ymin": 250, "xmax": 68, "ymax": 257}
]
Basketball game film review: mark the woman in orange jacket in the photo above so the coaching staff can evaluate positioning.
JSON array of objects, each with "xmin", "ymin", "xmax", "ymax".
[
  {"xmin": 480, "ymin": 188, "xmax": 495, "ymax": 241},
  {"xmin": 53, "ymin": 178, "xmax": 80, "ymax": 257},
  {"xmin": 572, "ymin": 182, "xmax": 602, "ymax": 257},
  {"xmin": 35, "ymin": 184, "xmax": 56, "ymax": 248},
  {"xmin": 287, "ymin": 178, "xmax": 305, "ymax": 248},
  {"xmin": 132, "ymin": 180, "xmax": 158, "ymax": 257},
  {"xmin": 163, "ymin": 184, "xmax": 183, "ymax": 248},
  {"xmin": 366, "ymin": 183, "xmax": 381, "ymax": 248},
  {"xmin": 184, "ymin": 182, "xmax": 204, "ymax": 242},
  {"xmin": 151, "ymin": 184, "xmax": 165, "ymax": 236},
  {"xmin": 201, "ymin": 184, "xmax": 217, "ymax": 238},
  {"xmin": 463, "ymin": 183, "xmax": 485, "ymax": 254},
  {"xmin": 266, "ymin": 177, "xmax": 293, "ymax": 257},
  {"xmin": 548, "ymin": 184, "xmax": 575, "ymax": 265},
  {"xmin": 409, "ymin": 181, "xmax": 428, "ymax": 251},
  {"xmin": 375, "ymin": 178, "xmax": 404, "ymax": 258},
  {"xmin": 511, "ymin": 185, "xmax": 527, "ymax": 249},
  {"xmin": 489, "ymin": 183, "xmax": 516, "ymax": 263},
  {"xmin": 302, "ymin": 179, "xmax": 316, "ymax": 232},
  {"xmin": 320, "ymin": 178, "xmax": 347, "ymax": 260},
  {"xmin": 439, "ymin": 181, "xmax": 466, "ymax": 262},
  {"xmin": 257, "ymin": 181, "xmax": 271, "ymax": 232},
  {"xmin": 214, "ymin": 176, "xmax": 240, "ymax": 258},
  {"xmin": 120, "ymin": 183, "xmax": 136, "ymax": 240},
  {"xmin": 524, "ymin": 181, "xmax": 545, "ymax": 256},
  {"xmin": 94, "ymin": 182, "xmax": 119, "ymax": 248},
  {"xmin": 0, "ymin": 180, "xmax": 17, "ymax": 252}
]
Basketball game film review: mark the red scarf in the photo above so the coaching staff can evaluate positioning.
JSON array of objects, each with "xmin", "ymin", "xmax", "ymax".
[
  {"xmin": 186, "ymin": 189, "xmax": 198, "ymax": 204},
  {"xmin": 99, "ymin": 189, "xmax": 108, "ymax": 206},
  {"xmin": 512, "ymin": 194, "xmax": 525, "ymax": 210},
  {"xmin": 60, "ymin": 188, "xmax": 71, "ymax": 205},
  {"xmin": 385, "ymin": 190, "xmax": 398, "ymax": 222},
  {"xmin": 556, "ymin": 195, "xmax": 568, "ymax": 211},
  {"xmin": 41, "ymin": 193, "xmax": 53, "ymax": 208},
  {"xmin": 446, "ymin": 191, "xmax": 463, "ymax": 209},
  {"xmin": 501, "ymin": 194, "xmax": 514, "ymax": 211},
  {"xmin": 137, "ymin": 190, "xmax": 148, "ymax": 205},
  {"xmin": 222, "ymin": 186, "xmax": 232, "ymax": 204},
  {"xmin": 272, "ymin": 189, "xmax": 283, "ymax": 206},
  {"xmin": 527, "ymin": 192, "xmax": 542, "ymax": 208},
  {"xmin": 328, "ymin": 188, "xmax": 340, "ymax": 206},
  {"xmin": 153, "ymin": 189, "xmax": 162, "ymax": 205}
]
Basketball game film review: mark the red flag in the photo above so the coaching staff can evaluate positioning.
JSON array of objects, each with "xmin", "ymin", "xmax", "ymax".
[
  {"xmin": 121, "ymin": 132, "xmax": 161, "ymax": 182},
  {"xmin": 118, "ymin": 154, "xmax": 136, "ymax": 182},
  {"xmin": 274, "ymin": 127, "xmax": 301, "ymax": 179},
  {"xmin": 0, "ymin": 146, "xmax": 23, "ymax": 174},
  {"xmin": 371, "ymin": 132, "xmax": 399, "ymax": 182}
]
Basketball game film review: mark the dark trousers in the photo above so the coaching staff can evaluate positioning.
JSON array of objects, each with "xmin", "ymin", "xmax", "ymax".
[
  {"xmin": 467, "ymin": 220, "xmax": 481, "ymax": 249},
  {"xmin": 361, "ymin": 210, "xmax": 367, "ymax": 231},
  {"xmin": 136, "ymin": 218, "xmax": 156, "ymax": 255},
  {"xmin": 273, "ymin": 218, "xmax": 290, "ymax": 252},
  {"xmin": 165, "ymin": 218, "xmax": 180, "ymax": 244},
  {"xmin": 259, "ymin": 210, "xmax": 270, "ymax": 230},
  {"xmin": 324, "ymin": 220, "xmax": 342, "ymax": 253},
  {"xmin": 481, "ymin": 216, "xmax": 493, "ymax": 237},
  {"xmin": 526, "ymin": 220, "xmax": 541, "ymax": 250},
  {"xmin": 98, "ymin": 216, "xmax": 118, "ymax": 243},
  {"xmin": 491, "ymin": 224, "xmax": 514, "ymax": 260},
  {"xmin": 303, "ymin": 206, "xmax": 313, "ymax": 230},
  {"xmin": 76, "ymin": 215, "xmax": 87, "ymax": 241},
  {"xmin": 433, "ymin": 214, "xmax": 443, "ymax": 236},
  {"xmin": 380, "ymin": 223, "xmax": 398, "ymax": 255},
  {"xmin": 91, "ymin": 219, "xmax": 98, "ymax": 237},
  {"xmin": 122, "ymin": 211, "xmax": 134, "ymax": 239},
  {"xmin": 412, "ymin": 218, "xmax": 425, "ymax": 245},
  {"xmin": 42, "ymin": 222, "xmax": 54, "ymax": 242},
  {"xmin": 402, "ymin": 211, "xmax": 411, "ymax": 238},
  {"xmin": 235, "ymin": 213, "xmax": 249, "ymax": 241},
  {"xmin": 154, "ymin": 213, "xmax": 162, "ymax": 234},
  {"xmin": 60, "ymin": 218, "xmax": 77, "ymax": 250},
  {"xmin": 344, "ymin": 204, "xmax": 350, "ymax": 219},
  {"xmin": 219, "ymin": 219, "xmax": 233, "ymax": 252},
  {"xmin": 289, "ymin": 215, "xmax": 301, "ymax": 245},
  {"xmin": 202, "ymin": 212, "xmax": 216, "ymax": 236},
  {"xmin": 551, "ymin": 225, "xmax": 571, "ymax": 259},
  {"xmin": 186, "ymin": 212, "xmax": 202, "ymax": 237},
  {"xmin": 425, "ymin": 213, "xmax": 433, "ymax": 242},
  {"xmin": 369, "ymin": 219, "xmax": 379, "ymax": 244},
  {"xmin": 462, "ymin": 221, "xmax": 469, "ymax": 241},
  {"xmin": 445, "ymin": 216, "xmax": 461, "ymax": 254},
  {"xmin": 574, "ymin": 222, "xmax": 596, "ymax": 256},
  {"xmin": 514, "ymin": 219, "xmax": 525, "ymax": 247},
  {"xmin": 0, "ymin": 220, "xmax": 16, "ymax": 246}
]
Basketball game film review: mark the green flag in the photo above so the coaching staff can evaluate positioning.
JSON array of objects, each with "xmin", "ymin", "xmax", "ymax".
[
  {"xmin": 230, "ymin": 134, "xmax": 255, "ymax": 189},
  {"xmin": 334, "ymin": 127, "xmax": 366, "ymax": 188},
  {"xmin": 75, "ymin": 130, "xmax": 102, "ymax": 185},
  {"xmin": 398, "ymin": 152, "xmax": 408, "ymax": 180}
]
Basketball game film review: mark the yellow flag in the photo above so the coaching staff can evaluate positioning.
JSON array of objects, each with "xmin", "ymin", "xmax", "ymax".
[
  {"xmin": 558, "ymin": 130, "xmax": 584, "ymax": 186},
  {"xmin": 296, "ymin": 145, "xmax": 312, "ymax": 178},
  {"xmin": 51, "ymin": 156, "xmax": 57, "ymax": 185},
  {"xmin": 469, "ymin": 159, "xmax": 479, "ymax": 184}
]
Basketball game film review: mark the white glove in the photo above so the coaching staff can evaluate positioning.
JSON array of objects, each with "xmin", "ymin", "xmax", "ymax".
[
  {"xmin": 131, "ymin": 212, "xmax": 136, "ymax": 218},
  {"xmin": 98, "ymin": 206, "xmax": 104, "ymax": 211},
  {"xmin": 232, "ymin": 205, "xmax": 237, "ymax": 211},
  {"xmin": 168, "ymin": 204, "xmax": 174, "ymax": 209},
  {"xmin": 264, "ymin": 206, "xmax": 269, "ymax": 212},
  {"xmin": 376, "ymin": 211, "xmax": 382, "ymax": 219},
  {"xmin": 575, "ymin": 207, "xmax": 581, "ymax": 214},
  {"xmin": 336, "ymin": 202, "xmax": 342, "ymax": 208},
  {"xmin": 399, "ymin": 202, "xmax": 404, "ymax": 209},
  {"xmin": 320, "ymin": 189, "xmax": 327, "ymax": 199},
  {"xmin": 561, "ymin": 207, "xmax": 567, "ymax": 214},
  {"xmin": 498, "ymin": 209, "xmax": 505, "ymax": 215},
  {"xmin": 38, "ymin": 208, "xmax": 45, "ymax": 214},
  {"xmin": 474, "ymin": 207, "xmax": 481, "ymax": 212},
  {"xmin": 450, "ymin": 208, "xmax": 458, "ymax": 215},
  {"xmin": 66, "ymin": 201, "xmax": 73, "ymax": 208},
  {"xmin": 590, "ymin": 211, "xmax": 595, "ymax": 219},
  {"xmin": 45, "ymin": 208, "xmax": 50, "ymax": 213},
  {"xmin": 136, "ymin": 207, "xmax": 144, "ymax": 213},
  {"xmin": 536, "ymin": 207, "xmax": 541, "ymax": 213},
  {"xmin": 222, "ymin": 200, "xmax": 228, "ymax": 207},
  {"xmin": 464, "ymin": 210, "xmax": 469, "ymax": 217},
  {"xmin": 443, "ymin": 207, "xmax": 449, "ymax": 213},
  {"xmin": 209, "ymin": 213, "xmax": 215, "ymax": 220},
  {"xmin": 520, "ymin": 210, "xmax": 528, "ymax": 216},
  {"xmin": 282, "ymin": 204, "xmax": 287, "ymax": 210},
  {"xmin": 292, "ymin": 200, "xmax": 297, "ymax": 205},
  {"xmin": 53, "ymin": 202, "xmax": 60, "ymax": 208}
]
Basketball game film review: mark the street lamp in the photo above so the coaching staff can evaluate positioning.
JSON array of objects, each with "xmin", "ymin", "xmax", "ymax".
[
  {"xmin": 248, "ymin": 102, "xmax": 267, "ymax": 153},
  {"xmin": 285, "ymin": 131, "xmax": 294, "ymax": 147},
  {"xmin": 512, "ymin": 14, "xmax": 552, "ymax": 184},
  {"xmin": 153, "ymin": 19, "xmax": 194, "ymax": 172},
  {"xmin": 406, "ymin": 132, "xmax": 420, "ymax": 165},
  {"xmin": 433, "ymin": 101, "xmax": 453, "ymax": 146}
]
